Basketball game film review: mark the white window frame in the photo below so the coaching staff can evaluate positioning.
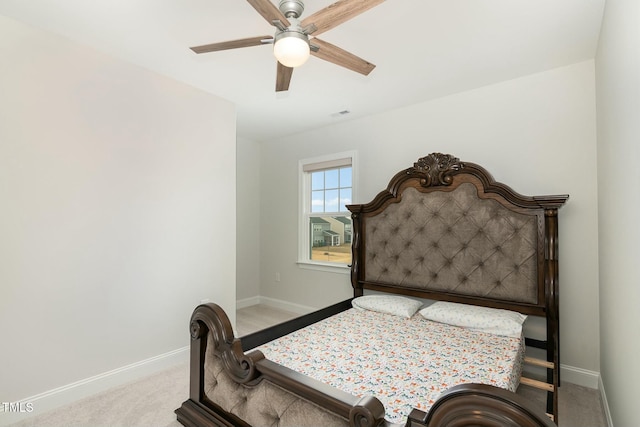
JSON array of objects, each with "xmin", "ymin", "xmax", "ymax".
[{"xmin": 297, "ymin": 150, "xmax": 357, "ymax": 273}]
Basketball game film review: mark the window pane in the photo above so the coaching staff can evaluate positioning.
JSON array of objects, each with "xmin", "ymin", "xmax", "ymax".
[
  {"xmin": 302, "ymin": 154, "xmax": 355, "ymax": 266},
  {"xmin": 325, "ymin": 169, "xmax": 339, "ymax": 189},
  {"xmin": 311, "ymin": 190, "xmax": 324, "ymax": 212},
  {"xmin": 309, "ymin": 215, "xmax": 352, "ymax": 264},
  {"xmin": 311, "ymin": 171, "xmax": 324, "ymax": 191},
  {"xmin": 325, "ymin": 189, "xmax": 339, "ymax": 212},
  {"xmin": 340, "ymin": 167, "xmax": 352, "ymax": 187},
  {"xmin": 339, "ymin": 188, "xmax": 352, "ymax": 212}
]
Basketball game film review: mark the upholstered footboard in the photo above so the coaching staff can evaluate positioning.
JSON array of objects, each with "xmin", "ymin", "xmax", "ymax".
[
  {"xmin": 204, "ymin": 351, "xmax": 386, "ymax": 426},
  {"xmin": 175, "ymin": 303, "xmax": 386, "ymax": 427}
]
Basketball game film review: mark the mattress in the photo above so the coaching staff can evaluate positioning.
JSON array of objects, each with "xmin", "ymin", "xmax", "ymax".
[{"xmin": 258, "ymin": 308, "xmax": 524, "ymax": 424}]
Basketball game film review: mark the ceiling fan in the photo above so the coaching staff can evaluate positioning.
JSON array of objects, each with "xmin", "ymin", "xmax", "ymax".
[{"xmin": 190, "ymin": 0, "xmax": 385, "ymax": 92}]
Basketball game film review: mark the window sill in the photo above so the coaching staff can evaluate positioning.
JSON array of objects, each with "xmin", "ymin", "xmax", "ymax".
[{"xmin": 296, "ymin": 261, "xmax": 351, "ymax": 274}]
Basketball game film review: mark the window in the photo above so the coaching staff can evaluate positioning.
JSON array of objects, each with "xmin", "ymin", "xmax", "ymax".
[{"xmin": 299, "ymin": 151, "xmax": 356, "ymax": 269}]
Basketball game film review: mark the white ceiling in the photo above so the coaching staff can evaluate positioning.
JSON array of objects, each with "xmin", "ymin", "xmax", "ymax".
[{"xmin": 0, "ymin": 0, "xmax": 605, "ymax": 142}]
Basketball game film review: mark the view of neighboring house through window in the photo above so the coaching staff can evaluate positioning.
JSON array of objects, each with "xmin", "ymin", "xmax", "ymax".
[{"xmin": 299, "ymin": 152, "xmax": 355, "ymax": 267}]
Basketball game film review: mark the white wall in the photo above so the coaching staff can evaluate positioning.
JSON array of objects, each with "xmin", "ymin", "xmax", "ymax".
[
  {"xmin": 259, "ymin": 61, "xmax": 600, "ymax": 377},
  {"xmin": 236, "ymin": 137, "xmax": 261, "ymax": 302},
  {"xmin": 595, "ymin": 0, "xmax": 640, "ymax": 425},
  {"xmin": 0, "ymin": 14, "xmax": 236, "ymax": 414}
]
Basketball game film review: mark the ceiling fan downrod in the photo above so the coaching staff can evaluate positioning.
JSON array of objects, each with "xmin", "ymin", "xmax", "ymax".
[{"xmin": 279, "ymin": 0, "xmax": 305, "ymax": 18}]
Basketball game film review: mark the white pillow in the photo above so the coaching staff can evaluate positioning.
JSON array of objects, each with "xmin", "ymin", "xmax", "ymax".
[
  {"xmin": 352, "ymin": 295, "xmax": 423, "ymax": 318},
  {"xmin": 419, "ymin": 301, "xmax": 527, "ymax": 338}
]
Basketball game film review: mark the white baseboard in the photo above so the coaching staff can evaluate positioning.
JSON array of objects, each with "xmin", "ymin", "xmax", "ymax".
[
  {"xmin": 237, "ymin": 296, "xmax": 316, "ymax": 315},
  {"xmin": 0, "ymin": 346, "xmax": 189, "ymax": 427},
  {"xmin": 236, "ymin": 296, "xmax": 261, "ymax": 309},
  {"xmin": 259, "ymin": 296, "xmax": 317, "ymax": 315},
  {"xmin": 560, "ymin": 363, "xmax": 600, "ymax": 389},
  {"xmin": 522, "ymin": 363, "xmax": 599, "ymax": 389},
  {"xmin": 599, "ymin": 375, "xmax": 614, "ymax": 427}
]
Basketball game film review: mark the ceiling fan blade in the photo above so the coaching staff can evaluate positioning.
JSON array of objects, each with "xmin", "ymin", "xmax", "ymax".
[
  {"xmin": 276, "ymin": 62, "xmax": 294, "ymax": 92},
  {"xmin": 301, "ymin": 0, "xmax": 386, "ymax": 37},
  {"xmin": 190, "ymin": 36, "xmax": 272, "ymax": 54},
  {"xmin": 310, "ymin": 38, "xmax": 375, "ymax": 75},
  {"xmin": 246, "ymin": 0, "xmax": 290, "ymax": 27}
]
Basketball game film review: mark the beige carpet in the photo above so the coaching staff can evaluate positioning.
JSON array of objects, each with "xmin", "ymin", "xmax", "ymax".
[
  {"xmin": 517, "ymin": 381, "xmax": 607, "ymax": 427},
  {"xmin": 9, "ymin": 363, "xmax": 187, "ymax": 427}
]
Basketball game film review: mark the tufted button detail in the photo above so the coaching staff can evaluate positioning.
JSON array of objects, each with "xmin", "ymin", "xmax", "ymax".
[{"xmin": 361, "ymin": 183, "xmax": 538, "ymax": 304}]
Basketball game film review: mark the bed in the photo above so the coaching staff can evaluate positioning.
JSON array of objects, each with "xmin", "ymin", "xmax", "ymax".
[{"xmin": 175, "ymin": 152, "xmax": 568, "ymax": 427}]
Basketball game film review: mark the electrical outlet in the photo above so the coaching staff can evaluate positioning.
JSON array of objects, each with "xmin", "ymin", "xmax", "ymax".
[{"xmin": 275, "ymin": 272, "xmax": 281, "ymax": 282}]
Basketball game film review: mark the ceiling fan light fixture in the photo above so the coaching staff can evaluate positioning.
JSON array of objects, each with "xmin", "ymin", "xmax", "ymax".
[
  {"xmin": 273, "ymin": 30, "xmax": 310, "ymax": 68},
  {"xmin": 190, "ymin": 0, "xmax": 383, "ymax": 92}
]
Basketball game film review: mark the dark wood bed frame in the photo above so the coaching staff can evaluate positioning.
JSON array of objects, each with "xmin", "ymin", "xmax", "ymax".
[{"xmin": 175, "ymin": 153, "xmax": 567, "ymax": 427}]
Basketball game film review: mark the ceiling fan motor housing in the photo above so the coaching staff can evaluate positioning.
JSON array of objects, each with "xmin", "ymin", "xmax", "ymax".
[
  {"xmin": 279, "ymin": 0, "xmax": 304, "ymax": 18},
  {"xmin": 274, "ymin": 19, "xmax": 309, "ymax": 44}
]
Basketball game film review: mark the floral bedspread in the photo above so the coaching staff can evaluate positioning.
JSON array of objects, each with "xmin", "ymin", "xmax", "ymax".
[{"xmin": 258, "ymin": 308, "xmax": 524, "ymax": 424}]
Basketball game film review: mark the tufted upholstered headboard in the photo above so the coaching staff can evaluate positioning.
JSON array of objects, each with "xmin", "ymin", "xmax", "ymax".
[{"xmin": 347, "ymin": 153, "xmax": 568, "ymax": 318}]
